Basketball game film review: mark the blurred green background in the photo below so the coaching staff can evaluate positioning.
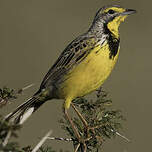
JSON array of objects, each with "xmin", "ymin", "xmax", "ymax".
[{"xmin": 0, "ymin": 0, "xmax": 151, "ymax": 151}]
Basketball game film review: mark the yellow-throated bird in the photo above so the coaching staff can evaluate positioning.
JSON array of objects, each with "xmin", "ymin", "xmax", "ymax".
[{"xmin": 5, "ymin": 5, "xmax": 136, "ymax": 126}]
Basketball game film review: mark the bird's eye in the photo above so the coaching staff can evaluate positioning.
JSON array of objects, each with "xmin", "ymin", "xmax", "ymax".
[{"xmin": 108, "ymin": 9, "xmax": 115, "ymax": 14}]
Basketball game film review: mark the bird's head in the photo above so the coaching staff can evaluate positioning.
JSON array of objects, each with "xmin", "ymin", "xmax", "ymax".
[{"xmin": 92, "ymin": 5, "xmax": 136, "ymax": 37}]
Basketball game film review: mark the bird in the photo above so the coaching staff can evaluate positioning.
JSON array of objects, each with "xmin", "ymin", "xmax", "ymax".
[{"xmin": 5, "ymin": 5, "xmax": 136, "ymax": 131}]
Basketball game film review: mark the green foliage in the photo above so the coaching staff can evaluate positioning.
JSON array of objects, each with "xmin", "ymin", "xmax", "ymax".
[
  {"xmin": 0, "ymin": 86, "xmax": 125, "ymax": 152},
  {"xmin": 0, "ymin": 142, "xmax": 20, "ymax": 152},
  {"xmin": 0, "ymin": 114, "xmax": 21, "ymax": 152},
  {"xmin": 0, "ymin": 87, "xmax": 17, "ymax": 107},
  {"xmin": 60, "ymin": 88, "xmax": 125, "ymax": 151},
  {"xmin": 0, "ymin": 87, "xmax": 16, "ymax": 100},
  {"xmin": 21, "ymin": 146, "xmax": 33, "ymax": 152},
  {"xmin": 39, "ymin": 146, "xmax": 56, "ymax": 152},
  {"xmin": 0, "ymin": 115, "xmax": 20, "ymax": 141}
]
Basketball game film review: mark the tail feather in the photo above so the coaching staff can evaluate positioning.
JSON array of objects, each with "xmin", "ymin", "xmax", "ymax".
[{"xmin": 5, "ymin": 96, "xmax": 45, "ymax": 124}]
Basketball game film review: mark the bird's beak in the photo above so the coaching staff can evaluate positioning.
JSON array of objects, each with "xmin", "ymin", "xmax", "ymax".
[{"xmin": 121, "ymin": 9, "xmax": 137, "ymax": 16}]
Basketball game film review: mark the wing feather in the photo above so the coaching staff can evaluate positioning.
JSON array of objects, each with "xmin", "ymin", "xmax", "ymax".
[{"xmin": 40, "ymin": 35, "xmax": 97, "ymax": 89}]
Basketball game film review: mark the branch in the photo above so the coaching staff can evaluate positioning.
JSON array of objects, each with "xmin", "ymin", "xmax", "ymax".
[
  {"xmin": 0, "ymin": 83, "xmax": 34, "ymax": 108},
  {"xmin": 17, "ymin": 83, "xmax": 35, "ymax": 94},
  {"xmin": 47, "ymin": 137, "xmax": 73, "ymax": 142},
  {"xmin": 112, "ymin": 130, "xmax": 130, "ymax": 142},
  {"xmin": 2, "ymin": 129, "xmax": 12, "ymax": 147},
  {"xmin": 74, "ymin": 143, "xmax": 80, "ymax": 152},
  {"xmin": 32, "ymin": 130, "xmax": 53, "ymax": 152}
]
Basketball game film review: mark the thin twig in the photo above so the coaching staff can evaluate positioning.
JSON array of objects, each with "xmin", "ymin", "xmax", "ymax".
[
  {"xmin": 17, "ymin": 83, "xmax": 35, "ymax": 94},
  {"xmin": 47, "ymin": 137, "xmax": 73, "ymax": 142},
  {"xmin": 83, "ymin": 142, "xmax": 87, "ymax": 152},
  {"xmin": 74, "ymin": 143, "xmax": 80, "ymax": 152},
  {"xmin": 111, "ymin": 129, "xmax": 130, "ymax": 142},
  {"xmin": 89, "ymin": 125, "xmax": 130, "ymax": 142},
  {"xmin": 0, "ymin": 98, "xmax": 6, "ymax": 106},
  {"xmin": 32, "ymin": 130, "xmax": 52, "ymax": 152},
  {"xmin": 2, "ymin": 130, "xmax": 12, "ymax": 147},
  {"xmin": 115, "ymin": 131, "xmax": 130, "ymax": 142}
]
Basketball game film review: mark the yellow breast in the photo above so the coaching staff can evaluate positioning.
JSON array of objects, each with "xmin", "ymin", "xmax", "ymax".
[{"xmin": 61, "ymin": 43, "xmax": 119, "ymax": 108}]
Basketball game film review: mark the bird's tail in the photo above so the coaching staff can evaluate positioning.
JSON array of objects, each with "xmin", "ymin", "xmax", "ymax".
[{"xmin": 5, "ymin": 96, "xmax": 45, "ymax": 124}]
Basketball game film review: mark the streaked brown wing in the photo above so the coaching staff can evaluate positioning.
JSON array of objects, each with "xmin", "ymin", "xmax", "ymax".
[{"xmin": 40, "ymin": 35, "xmax": 97, "ymax": 89}]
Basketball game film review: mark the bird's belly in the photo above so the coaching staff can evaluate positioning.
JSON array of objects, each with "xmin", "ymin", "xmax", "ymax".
[{"xmin": 60, "ymin": 44, "xmax": 119, "ymax": 99}]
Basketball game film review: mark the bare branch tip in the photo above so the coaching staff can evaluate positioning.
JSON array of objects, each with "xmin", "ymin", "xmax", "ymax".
[
  {"xmin": 22, "ymin": 83, "xmax": 35, "ymax": 91},
  {"xmin": 116, "ymin": 131, "xmax": 130, "ymax": 142},
  {"xmin": 32, "ymin": 129, "xmax": 53, "ymax": 152}
]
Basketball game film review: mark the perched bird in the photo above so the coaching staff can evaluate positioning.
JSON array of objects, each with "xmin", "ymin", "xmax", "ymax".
[{"xmin": 5, "ymin": 5, "xmax": 136, "ymax": 126}]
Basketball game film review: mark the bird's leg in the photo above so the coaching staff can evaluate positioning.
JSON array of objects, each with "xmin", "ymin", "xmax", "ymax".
[
  {"xmin": 64, "ymin": 108, "xmax": 89, "ymax": 151},
  {"xmin": 71, "ymin": 103, "xmax": 97, "ymax": 139},
  {"xmin": 64, "ymin": 108, "xmax": 81, "ymax": 141},
  {"xmin": 71, "ymin": 103, "xmax": 88, "ymax": 128}
]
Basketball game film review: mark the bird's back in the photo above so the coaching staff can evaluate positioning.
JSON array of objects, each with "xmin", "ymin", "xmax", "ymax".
[{"xmin": 39, "ymin": 33, "xmax": 98, "ymax": 97}]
